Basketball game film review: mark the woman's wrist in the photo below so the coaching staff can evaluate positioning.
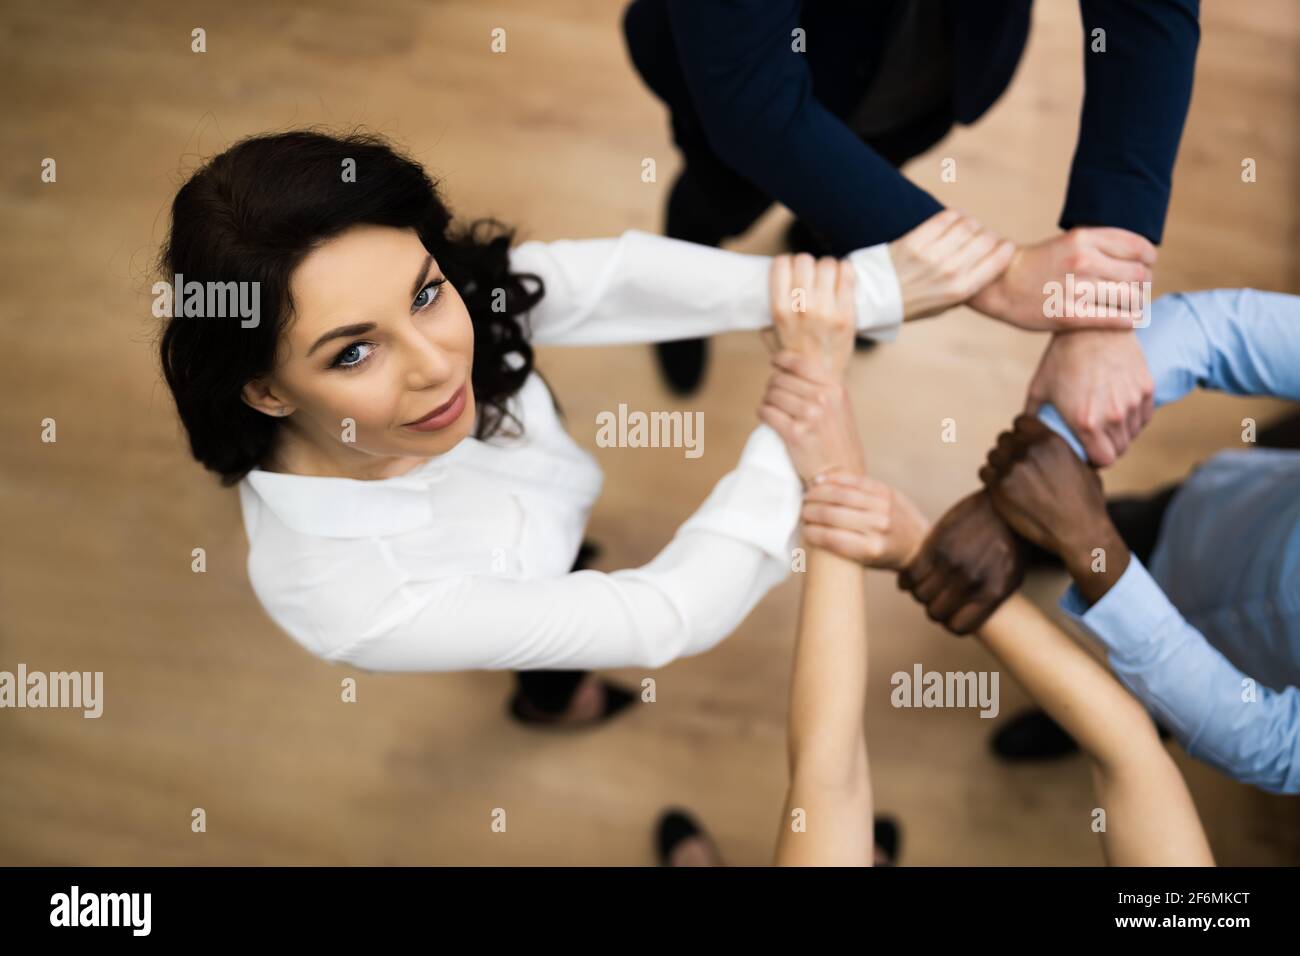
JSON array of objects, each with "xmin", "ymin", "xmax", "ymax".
[
  {"xmin": 898, "ymin": 521, "xmax": 931, "ymax": 571},
  {"xmin": 888, "ymin": 232, "xmax": 1020, "ymax": 322},
  {"xmin": 803, "ymin": 457, "xmax": 865, "ymax": 490},
  {"xmin": 889, "ymin": 240, "xmax": 960, "ymax": 321}
]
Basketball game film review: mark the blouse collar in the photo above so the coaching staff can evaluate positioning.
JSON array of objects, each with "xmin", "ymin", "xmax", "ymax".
[{"xmin": 241, "ymin": 449, "xmax": 462, "ymax": 539}]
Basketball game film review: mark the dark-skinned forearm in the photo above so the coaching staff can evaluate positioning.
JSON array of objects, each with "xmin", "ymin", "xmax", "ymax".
[{"xmin": 1060, "ymin": 523, "xmax": 1131, "ymax": 606}]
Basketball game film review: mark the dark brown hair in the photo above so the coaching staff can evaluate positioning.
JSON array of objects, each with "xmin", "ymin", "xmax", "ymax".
[{"xmin": 158, "ymin": 129, "xmax": 543, "ymax": 485}]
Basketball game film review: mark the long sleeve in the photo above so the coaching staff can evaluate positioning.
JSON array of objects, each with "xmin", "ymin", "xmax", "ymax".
[
  {"xmin": 1059, "ymin": 0, "xmax": 1200, "ymax": 243},
  {"xmin": 326, "ymin": 425, "xmax": 802, "ymax": 672},
  {"xmin": 661, "ymin": 0, "xmax": 941, "ymax": 249},
  {"xmin": 1060, "ymin": 559, "xmax": 1300, "ymax": 794},
  {"xmin": 510, "ymin": 229, "xmax": 903, "ymax": 345},
  {"xmin": 1038, "ymin": 289, "xmax": 1300, "ymax": 456},
  {"xmin": 1134, "ymin": 288, "xmax": 1300, "ymax": 405}
]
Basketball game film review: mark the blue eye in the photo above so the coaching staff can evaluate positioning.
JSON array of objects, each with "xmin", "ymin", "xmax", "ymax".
[
  {"xmin": 414, "ymin": 278, "xmax": 446, "ymax": 311},
  {"xmin": 332, "ymin": 342, "xmax": 375, "ymax": 369},
  {"xmin": 327, "ymin": 278, "xmax": 446, "ymax": 371}
]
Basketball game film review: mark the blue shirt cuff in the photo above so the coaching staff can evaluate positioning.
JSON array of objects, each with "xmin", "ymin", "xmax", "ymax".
[
  {"xmin": 1057, "ymin": 557, "xmax": 1184, "ymax": 657},
  {"xmin": 1034, "ymin": 403, "xmax": 1087, "ymax": 459}
]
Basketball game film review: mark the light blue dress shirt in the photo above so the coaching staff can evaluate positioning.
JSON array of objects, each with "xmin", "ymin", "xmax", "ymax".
[{"xmin": 1038, "ymin": 289, "xmax": 1300, "ymax": 793}]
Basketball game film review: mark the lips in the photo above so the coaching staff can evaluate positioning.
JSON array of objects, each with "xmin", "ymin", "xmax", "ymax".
[{"xmin": 402, "ymin": 384, "xmax": 467, "ymax": 432}]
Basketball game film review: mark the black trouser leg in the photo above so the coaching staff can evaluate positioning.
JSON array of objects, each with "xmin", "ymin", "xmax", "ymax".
[
  {"xmin": 624, "ymin": 0, "xmax": 775, "ymax": 393},
  {"xmin": 1106, "ymin": 485, "xmax": 1181, "ymax": 567},
  {"xmin": 666, "ymin": 164, "xmax": 772, "ymax": 247},
  {"xmin": 624, "ymin": 0, "xmax": 774, "ymax": 246},
  {"xmin": 510, "ymin": 542, "xmax": 602, "ymax": 714},
  {"xmin": 653, "ymin": 162, "xmax": 772, "ymax": 395}
]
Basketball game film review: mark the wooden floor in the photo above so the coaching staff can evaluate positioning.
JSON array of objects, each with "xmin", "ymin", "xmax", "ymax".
[{"xmin": 2, "ymin": 1, "xmax": 1298, "ymax": 866}]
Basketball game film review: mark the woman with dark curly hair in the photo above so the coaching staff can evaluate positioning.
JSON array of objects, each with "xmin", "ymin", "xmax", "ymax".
[{"xmin": 156, "ymin": 128, "xmax": 1010, "ymax": 726}]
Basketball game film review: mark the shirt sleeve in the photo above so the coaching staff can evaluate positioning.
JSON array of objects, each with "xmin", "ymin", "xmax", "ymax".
[
  {"xmin": 509, "ymin": 230, "xmax": 903, "ymax": 346},
  {"xmin": 1038, "ymin": 289, "xmax": 1300, "ymax": 457},
  {"xmin": 662, "ymin": 0, "xmax": 942, "ymax": 248},
  {"xmin": 1059, "ymin": 0, "xmax": 1200, "ymax": 243},
  {"xmin": 327, "ymin": 424, "xmax": 803, "ymax": 672},
  {"xmin": 1060, "ymin": 558, "xmax": 1300, "ymax": 794}
]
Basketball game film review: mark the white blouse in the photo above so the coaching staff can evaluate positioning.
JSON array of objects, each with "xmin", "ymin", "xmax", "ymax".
[{"xmin": 237, "ymin": 231, "xmax": 903, "ymax": 671}]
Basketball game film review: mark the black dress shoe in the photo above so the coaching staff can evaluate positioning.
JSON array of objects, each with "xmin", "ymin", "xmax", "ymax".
[
  {"xmin": 654, "ymin": 339, "xmax": 708, "ymax": 396},
  {"xmin": 507, "ymin": 680, "xmax": 636, "ymax": 730},
  {"xmin": 992, "ymin": 709, "xmax": 1173, "ymax": 760},
  {"xmin": 873, "ymin": 815, "xmax": 902, "ymax": 866},
  {"xmin": 991, "ymin": 708, "xmax": 1080, "ymax": 761},
  {"xmin": 655, "ymin": 807, "xmax": 721, "ymax": 866}
]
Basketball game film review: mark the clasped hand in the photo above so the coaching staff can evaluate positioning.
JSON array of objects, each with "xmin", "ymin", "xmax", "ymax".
[{"xmin": 759, "ymin": 254, "xmax": 863, "ymax": 482}]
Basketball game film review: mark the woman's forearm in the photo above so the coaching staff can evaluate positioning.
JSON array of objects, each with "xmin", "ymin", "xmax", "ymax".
[
  {"xmin": 513, "ymin": 232, "xmax": 904, "ymax": 347},
  {"xmin": 977, "ymin": 596, "xmax": 1155, "ymax": 771},
  {"xmin": 775, "ymin": 544, "xmax": 873, "ymax": 866},
  {"xmin": 786, "ymin": 546, "xmax": 868, "ymax": 786},
  {"xmin": 977, "ymin": 595, "xmax": 1212, "ymax": 865}
]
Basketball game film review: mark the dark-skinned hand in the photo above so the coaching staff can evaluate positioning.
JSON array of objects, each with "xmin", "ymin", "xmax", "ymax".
[
  {"xmin": 897, "ymin": 490, "xmax": 1026, "ymax": 635},
  {"xmin": 978, "ymin": 414, "xmax": 1129, "ymax": 604}
]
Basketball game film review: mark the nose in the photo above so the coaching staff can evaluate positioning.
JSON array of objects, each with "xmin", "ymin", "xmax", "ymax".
[{"xmin": 397, "ymin": 318, "xmax": 454, "ymax": 391}]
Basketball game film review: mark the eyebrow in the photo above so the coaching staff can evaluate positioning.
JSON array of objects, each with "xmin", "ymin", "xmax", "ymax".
[
  {"xmin": 306, "ymin": 322, "xmax": 376, "ymax": 358},
  {"xmin": 410, "ymin": 253, "xmax": 434, "ymax": 299},
  {"xmin": 305, "ymin": 255, "xmax": 437, "ymax": 358}
]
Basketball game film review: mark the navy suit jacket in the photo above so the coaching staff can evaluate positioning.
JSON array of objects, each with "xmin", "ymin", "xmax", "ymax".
[{"xmin": 625, "ymin": 0, "xmax": 1200, "ymax": 248}]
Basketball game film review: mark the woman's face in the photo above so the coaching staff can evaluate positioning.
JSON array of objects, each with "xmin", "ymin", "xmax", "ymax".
[{"xmin": 243, "ymin": 225, "xmax": 477, "ymax": 475}]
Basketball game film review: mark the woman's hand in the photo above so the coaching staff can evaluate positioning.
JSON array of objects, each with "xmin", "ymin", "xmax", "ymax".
[
  {"xmin": 969, "ymin": 227, "xmax": 1155, "ymax": 331},
  {"xmin": 768, "ymin": 252, "xmax": 857, "ymax": 379},
  {"xmin": 758, "ymin": 350, "xmax": 864, "ymax": 484},
  {"xmin": 802, "ymin": 469, "xmax": 930, "ymax": 571},
  {"xmin": 888, "ymin": 209, "xmax": 1016, "ymax": 321}
]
